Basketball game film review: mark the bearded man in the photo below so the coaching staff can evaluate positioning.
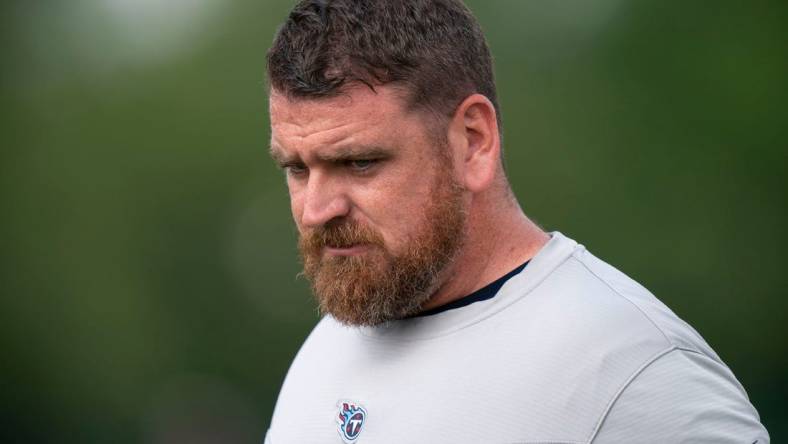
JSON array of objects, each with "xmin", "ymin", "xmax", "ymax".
[{"xmin": 263, "ymin": 1, "xmax": 769, "ymax": 443}]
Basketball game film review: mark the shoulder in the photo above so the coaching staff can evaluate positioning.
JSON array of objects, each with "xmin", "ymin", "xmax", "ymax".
[
  {"xmin": 516, "ymin": 235, "xmax": 720, "ymax": 361},
  {"xmin": 504, "ymin": 233, "xmax": 766, "ymax": 441},
  {"xmin": 508, "ymin": 234, "xmax": 728, "ymax": 397},
  {"xmin": 590, "ymin": 347, "xmax": 769, "ymax": 443},
  {"xmin": 568, "ymin": 244, "xmax": 720, "ymax": 357}
]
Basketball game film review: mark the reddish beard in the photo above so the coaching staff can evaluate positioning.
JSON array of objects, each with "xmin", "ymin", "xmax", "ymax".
[{"xmin": 298, "ymin": 174, "xmax": 466, "ymax": 326}]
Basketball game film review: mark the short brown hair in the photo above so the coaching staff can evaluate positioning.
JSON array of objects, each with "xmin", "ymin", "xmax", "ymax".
[{"xmin": 266, "ymin": 0, "xmax": 500, "ymax": 132}]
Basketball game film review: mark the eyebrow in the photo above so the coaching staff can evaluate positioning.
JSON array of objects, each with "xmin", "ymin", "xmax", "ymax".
[
  {"xmin": 315, "ymin": 146, "xmax": 393, "ymax": 163},
  {"xmin": 269, "ymin": 145, "xmax": 393, "ymax": 166},
  {"xmin": 268, "ymin": 145, "xmax": 291, "ymax": 166}
]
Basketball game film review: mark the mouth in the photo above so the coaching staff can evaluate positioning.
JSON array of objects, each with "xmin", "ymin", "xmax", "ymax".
[{"xmin": 324, "ymin": 244, "xmax": 371, "ymax": 257}]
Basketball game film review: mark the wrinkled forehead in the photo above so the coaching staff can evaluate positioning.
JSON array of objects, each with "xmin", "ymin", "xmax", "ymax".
[
  {"xmin": 270, "ymin": 84, "xmax": 407, "ymax": 120},
  {"xmin": 268, "ymin": 84, "xmax": 435, "ymax": 151}
]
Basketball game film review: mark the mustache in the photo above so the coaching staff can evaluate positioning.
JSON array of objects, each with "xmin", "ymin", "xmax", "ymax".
[{"xmin": 299, "ymin": 220, "xmax": 385, "ymax": 252}]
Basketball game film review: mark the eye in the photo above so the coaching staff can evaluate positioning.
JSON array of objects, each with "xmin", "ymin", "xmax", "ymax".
[
  {"xmin": 283, "ymin": 163, "xmax": 308, "ymax": 178},
  {"xmin": 346, "ymin": 159, "xmax": 377, "ymax": 172}
]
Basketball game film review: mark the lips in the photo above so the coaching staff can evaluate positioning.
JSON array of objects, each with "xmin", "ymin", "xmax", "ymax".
[
  {"xmin": 324, "ymin": 244, "xmax": 370, "ymax": 256},
  {"xmin": 326, "ymin": 242, "xmax": 356, "ymax": 249}
]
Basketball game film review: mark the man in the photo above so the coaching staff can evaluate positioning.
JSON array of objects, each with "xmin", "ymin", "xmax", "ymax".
[{"xmin": 264, "ymin": 0, "xmax": 769, "ymax": 442}]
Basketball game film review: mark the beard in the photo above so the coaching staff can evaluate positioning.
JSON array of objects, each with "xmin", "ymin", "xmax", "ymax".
[{"xmin": 298, "ymin": 168, "xmax": 466, "ymax": 327}]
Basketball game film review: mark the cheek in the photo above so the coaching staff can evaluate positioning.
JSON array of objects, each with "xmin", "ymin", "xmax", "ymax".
[{"xmin": 360, "ymin": 184, "xmax": 433, "ymax": 247}]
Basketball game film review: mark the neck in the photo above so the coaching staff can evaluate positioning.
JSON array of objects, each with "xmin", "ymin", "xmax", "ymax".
[{"xmin": 422, "ymin": 185, "xmax": 549, "ymax": 311}]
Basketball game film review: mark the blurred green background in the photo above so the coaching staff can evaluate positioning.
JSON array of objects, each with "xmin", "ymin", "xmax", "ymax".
[{"xmin": 1, "ymin": 0, "xmax": 785, "ymax": 442}]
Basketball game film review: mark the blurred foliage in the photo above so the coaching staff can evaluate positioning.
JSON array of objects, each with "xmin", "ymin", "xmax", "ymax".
[{"xmin": 1, "ymin": 1, "xmax": 786, "ymax": 442}]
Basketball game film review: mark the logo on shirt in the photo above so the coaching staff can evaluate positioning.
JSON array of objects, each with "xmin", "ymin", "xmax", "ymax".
[{"xmin": 336, "ymin": 400, "xmax": 367, "ymax": 443}]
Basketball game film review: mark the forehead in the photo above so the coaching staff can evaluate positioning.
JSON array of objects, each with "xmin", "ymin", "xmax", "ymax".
[
  {"xmin": 270, "ymin": 85, "xmax": 406, "ymax": 121},
  {"xmin": 269, "ymin": 85, "xmax": 428, "ymax": 152}
]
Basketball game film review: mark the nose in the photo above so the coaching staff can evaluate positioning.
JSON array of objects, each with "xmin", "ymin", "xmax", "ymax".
[{"xmin": 299, "ymin": 171, "xmax": 351, "ymax": 228}]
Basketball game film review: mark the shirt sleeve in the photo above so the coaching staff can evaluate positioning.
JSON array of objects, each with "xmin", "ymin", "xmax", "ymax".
[{"xmin": 592, "ymin": 348, "xmax": 770, "ymax": 443}]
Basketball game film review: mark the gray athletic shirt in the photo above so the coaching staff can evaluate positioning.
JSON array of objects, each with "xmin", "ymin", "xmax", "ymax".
[{"xmin": 266, "ymin": 232, "xmax": 769, "ymax": 443}]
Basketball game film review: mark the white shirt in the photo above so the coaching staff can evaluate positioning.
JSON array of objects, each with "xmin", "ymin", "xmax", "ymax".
[{"xmin": 266, "ymin": 232, "xmax": 769, "ymax": 443}]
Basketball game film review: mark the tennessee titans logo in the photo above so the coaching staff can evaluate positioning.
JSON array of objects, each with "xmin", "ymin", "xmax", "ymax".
[{"xmin": 336, "ymin": 400, "xmax": 367, "ymax": 443}]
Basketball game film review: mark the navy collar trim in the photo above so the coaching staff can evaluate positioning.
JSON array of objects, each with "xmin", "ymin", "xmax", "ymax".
[{"xmin": 414, "ymin": 260, "xmax": 530, "ymax": 318}]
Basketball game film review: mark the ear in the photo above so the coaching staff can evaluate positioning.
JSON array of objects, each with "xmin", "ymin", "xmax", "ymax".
[{"xmin": 446, "ymin": 94, "xmax": 501, "ymax": 192}]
